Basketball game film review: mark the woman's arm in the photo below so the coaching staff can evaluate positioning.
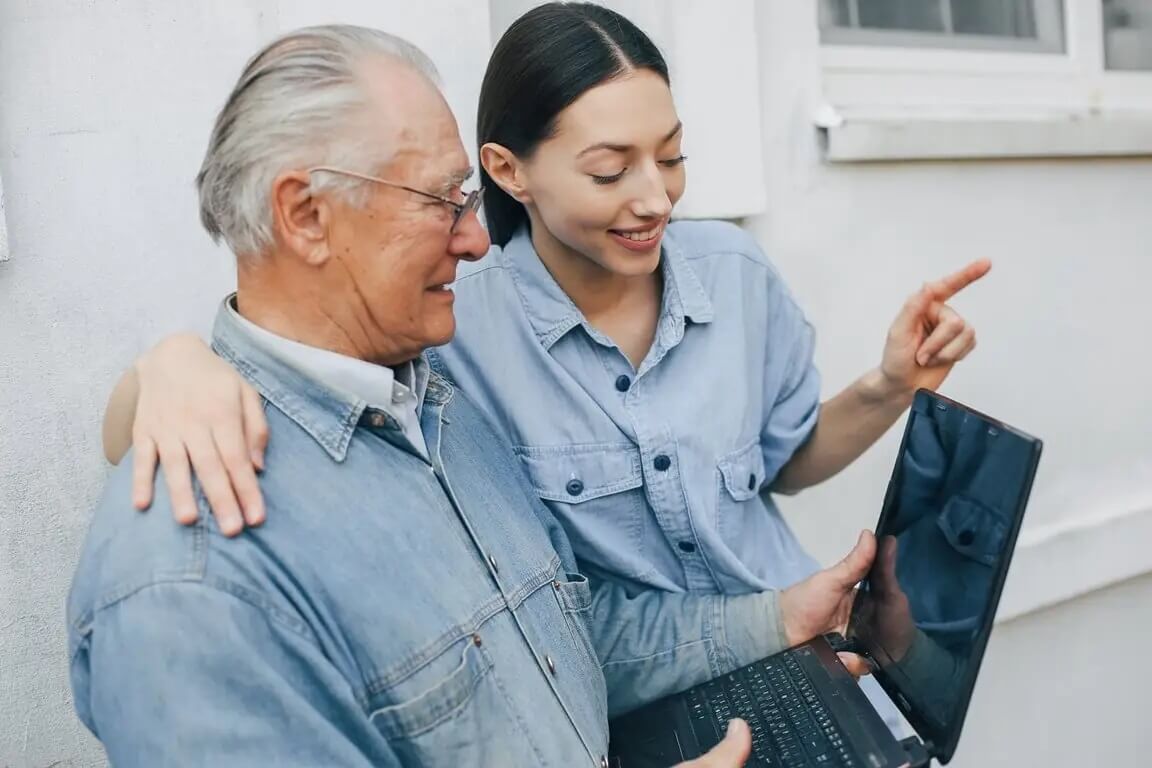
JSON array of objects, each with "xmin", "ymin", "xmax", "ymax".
[
  {"xmin": 774, "ymin": 259, "xmax": 990, "ymax": 494},
  {"xmin": 103, "ymin": 366, "xmax": 141, "ymax": 465},
  {"xmin": 101, "ymin": 333, "xmax": 268, "ymax": 536}
]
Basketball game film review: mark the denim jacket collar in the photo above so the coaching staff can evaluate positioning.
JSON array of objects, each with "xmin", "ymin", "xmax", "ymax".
[
  {"xmin": 210, "ymin": 299, "xmax": 453, "ymax": 463},
  {"xmin": 503, "ymin": 224, "xmax": 714, "ymax": 351}
]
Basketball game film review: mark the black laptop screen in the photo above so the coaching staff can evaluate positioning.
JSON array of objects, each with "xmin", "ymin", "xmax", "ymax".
[{"xmin": 847, "ymin": 390, "xmax": 1041, "ymax": 761}]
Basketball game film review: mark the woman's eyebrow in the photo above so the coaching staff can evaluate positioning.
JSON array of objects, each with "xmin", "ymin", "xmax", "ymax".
[{"xmin": 576, "ymin": 121, "xmax": 683, "ymax": 159}]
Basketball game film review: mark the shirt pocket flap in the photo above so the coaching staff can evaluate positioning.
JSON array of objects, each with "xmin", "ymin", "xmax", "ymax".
[
  {"xmin": 936, "ymin": 495, "xmax": 1009, "ymax": 567},
  {"xmin": 515, "ymin": 443, "xmax": 643, "ymax": 503},
  {"xmin": 718, "ymin": 440, "xmax": 767, "ymax": 502}
]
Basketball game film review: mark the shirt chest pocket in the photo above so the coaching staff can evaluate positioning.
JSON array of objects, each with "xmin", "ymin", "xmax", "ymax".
[
  {"xmin": 716, "ymin": 440, "xmax": 768, "ymax": 506},
  {"xmin": 514, "ymin": 443, "xmax": 650, "ymax": 580},
  {"xmin": 368, "ymin": 634, "xmax": 509, "ymax": 767}
]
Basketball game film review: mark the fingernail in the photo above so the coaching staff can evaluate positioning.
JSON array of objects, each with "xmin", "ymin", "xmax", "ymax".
[
  {"xmin": 251, "ymin": 451, "xmax": 264, "ymax": 471},
  {"xmin": 727, "ymin": 718, "xmax": 747, "ymax": 736}
]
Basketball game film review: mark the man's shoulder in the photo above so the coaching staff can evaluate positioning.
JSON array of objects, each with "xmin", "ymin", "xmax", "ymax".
[{"xmin": 67, "ymin": 460, "xmax": 282, "ymax": 637}]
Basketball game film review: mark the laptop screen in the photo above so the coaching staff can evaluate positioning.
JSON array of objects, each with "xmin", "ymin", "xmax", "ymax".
[{"xmin": 846, "ymin": 390, "xmax": 1041, "ymax": 763}]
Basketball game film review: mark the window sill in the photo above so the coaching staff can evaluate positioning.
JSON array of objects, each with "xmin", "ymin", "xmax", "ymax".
[{"xmin": 818, "ymin": 109, "xmax": 1152, "ymax": 163}]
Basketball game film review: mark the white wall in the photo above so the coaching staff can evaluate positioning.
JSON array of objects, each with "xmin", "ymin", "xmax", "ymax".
[
  {"xmin": 0, "ymin": 3, "xmax": 490, "ymax": 765},
  {"xmin": 2, "ymin": 1, "xmax": 1149, "ymax": 766},
  {"xmin": 752, "ymin": 4, "xmax": 1152, "ymax": 766}
]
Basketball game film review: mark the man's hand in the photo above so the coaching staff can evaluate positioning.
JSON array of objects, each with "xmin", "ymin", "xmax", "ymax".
[
  {"xmin": 779, "ymin": 530, "xmax": 876, "ymax": 650},
  {"xmin": 675, "ymin": 719, "xmax": 751, "ymax": 767},
  {"xmin": 866, "ymin": 535, "xmax": 915, "ymax": 662}
]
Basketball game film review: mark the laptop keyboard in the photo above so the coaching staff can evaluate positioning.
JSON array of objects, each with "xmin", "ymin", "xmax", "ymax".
[{"xmin": 685, "ymin": 652, "xmax": 859, "ymax": 767}]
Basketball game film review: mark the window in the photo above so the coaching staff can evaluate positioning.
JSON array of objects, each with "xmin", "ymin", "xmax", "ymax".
[
  {"xmin": 816, "ymin": 0, "xmax": 1152, "ymax": 161},
  {"xmin": 820, "ymin": 0, "xmax": 1065, "ymax": 53},
  {"xmin": 1104, "ymin": 0, "xmax": 1152, "ymax": 70}
]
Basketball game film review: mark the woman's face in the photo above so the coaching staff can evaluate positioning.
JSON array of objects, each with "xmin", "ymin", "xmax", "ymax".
[{"xmin": 515, "ymin": 69, "xmax": 686, "ymax": 277}]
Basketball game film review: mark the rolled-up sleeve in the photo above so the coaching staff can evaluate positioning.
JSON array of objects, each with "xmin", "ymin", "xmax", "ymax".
[
  {"xmin": 589, "ymin": 580, "xmax": 790, "ymax": 717},
  {"xmin": 70, "ymin": 581, "xmax": 398, "ymax": 767},
  {"xmin": 761, "ymin": 290, "xmax": 822, "ymax": 484}
]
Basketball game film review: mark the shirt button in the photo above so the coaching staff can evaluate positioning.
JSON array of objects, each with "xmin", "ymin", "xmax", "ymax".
[
  {"xmin": 678, "ymin": 540, "xmax": 697, "ymax": 554},
  {"xmin": 488, "ymin": 554, "xmax": 499, "ymax": 574},
  {"xmin": 367, "ymin": 411, "xmax": 387, "ymax": 428},
  {"xmin": 957, "ymin": 529, "xmax": 976, "ymax": 547},
  {"xmin": 566, "ymin": 479, "xmax": 584, "ymax": 496},
  {"xmin": 546, "ymin": 655, "xmax": 556, "ymax": 675},
  {"xmin": 615, "ymin": 375, "xmax": 631, "ymax": 392},
  {"xmin": 601, "ymin": 756, "xmax": 610, "ymax": 768},
  {"xmin": 653, "ymin": 454, "xmax": 671, "ymax": 472}
]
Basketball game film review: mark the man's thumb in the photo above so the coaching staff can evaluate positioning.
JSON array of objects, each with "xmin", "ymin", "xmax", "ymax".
[
  {"xmin": 832, "ymin": 530, "xmax": 876, "ymax": 586},
  {"xmin": 702, "ymin": 719, "xmax": 751, "ymax": 766}
]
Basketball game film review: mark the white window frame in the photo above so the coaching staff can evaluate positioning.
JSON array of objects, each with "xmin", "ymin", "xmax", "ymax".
[{"xmin": 816, "ymin": 0, "xmax": 1152, "ymax": 161}]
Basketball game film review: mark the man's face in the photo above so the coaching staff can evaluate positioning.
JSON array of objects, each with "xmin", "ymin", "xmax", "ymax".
[{"xmin": 324, "ymin": 61, "xmax": 489, "ymax": 364}]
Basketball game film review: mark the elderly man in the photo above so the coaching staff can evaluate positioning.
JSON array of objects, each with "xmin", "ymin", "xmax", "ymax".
[{"xmin": 68, "ymin": 25, "xmax": 873, "ymax": 767}]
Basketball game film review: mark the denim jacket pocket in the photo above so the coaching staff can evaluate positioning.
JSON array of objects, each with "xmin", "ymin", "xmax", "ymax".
[
  {"xmin": 369, "ymin": 635, "xmax": 493, "ymax": 746},
  {"xmin": 717, "ymin": 440, "xmax": 767, "ymax": 503}
]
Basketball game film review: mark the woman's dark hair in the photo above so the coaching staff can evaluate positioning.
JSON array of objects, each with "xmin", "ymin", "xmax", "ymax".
[{"xmin": 477, "ymin": 2, "xmax": 670, "ymax": 246}]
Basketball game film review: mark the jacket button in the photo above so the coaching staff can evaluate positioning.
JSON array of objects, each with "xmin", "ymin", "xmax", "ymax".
[
  {"xmin": 487, "ymin": 554, "xmax": 499, "ymax": 574},
  {"xmin": 566, "ymin": 478, "xmax": 584, "ymax": 496},
  {"xmin": 601, "ymin": 756, "xmax": 610, "ymax": 768},
  {"xmin": 747, "ymin": 473, "xmax": 757, "ymax": 491},
  {"xmin": 546, "ymin": 655, "xmax": 556, "ymax": 675},
  {"xmin": 367, "ymin": 411, "xmax": 387, "ymax": 428},
  {"xmin": 653, "ymin": 454, "xmax": 671, "ymax": 471},
  {"xmin": 957, "ymin": 529, "xmax": 976, "ymax": 547},
  {"xmin": 615, "ymin": 375, "xmax": 631, "ymax": 392}
]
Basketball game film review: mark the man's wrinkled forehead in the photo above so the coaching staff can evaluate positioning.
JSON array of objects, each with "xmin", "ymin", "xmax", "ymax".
[{"xmin": 357, "ymin": 56, "xmax": 469, "ymax": 185}]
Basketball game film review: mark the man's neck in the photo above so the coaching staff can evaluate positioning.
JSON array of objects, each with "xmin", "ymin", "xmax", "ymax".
[{"xmin": 235, "ymin": 263, "xmax": 411, "ymax": 366}]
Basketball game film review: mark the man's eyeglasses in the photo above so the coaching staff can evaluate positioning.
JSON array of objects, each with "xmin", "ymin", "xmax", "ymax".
[{"xmin": 308, "ymin": 166, "xmax": 483, "ymax": 234}]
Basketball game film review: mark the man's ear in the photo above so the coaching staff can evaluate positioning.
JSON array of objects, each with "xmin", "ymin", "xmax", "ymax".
[
  {"xmin": 480, "ymin": 143, "xmax": 532, "ymax": 205},
  {"xmin": 270, "ymin": 170, "xmax": 332, "ymax": 265}
]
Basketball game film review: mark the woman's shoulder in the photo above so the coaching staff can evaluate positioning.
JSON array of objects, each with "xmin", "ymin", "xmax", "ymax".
[
  {"xmin": 454, "ymin": 242, "xmax": 508, "ymax": 284},
  {"xmin": 665, "ymin": 219, "xmax": 773, "ymax": 270},
  {"xmin": 665, "ymin": 219, "xmax": 790, "ymax": 299}
]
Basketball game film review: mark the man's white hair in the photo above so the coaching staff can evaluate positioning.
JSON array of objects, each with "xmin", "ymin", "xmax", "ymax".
[{"xmin": 196, "ymin": 24, "xmax": 440, "ymax": 257}]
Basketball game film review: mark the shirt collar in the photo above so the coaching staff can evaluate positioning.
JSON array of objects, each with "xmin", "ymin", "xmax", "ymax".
[
  {"xmin": 212, "ymin": 296, "xmax": 445, "ymax": 462},
  {"xmin": 503, "ymin": 224, "xmax": 714, "ymax": 350}
]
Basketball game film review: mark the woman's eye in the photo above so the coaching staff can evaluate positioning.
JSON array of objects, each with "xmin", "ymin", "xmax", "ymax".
[
  {"xmin": 660, "ymin": 154, "xmax": 688, "ymax": 168},
  {"xmin": 591, "ymin": 169, "xmax": 627, "ymax": 185}
]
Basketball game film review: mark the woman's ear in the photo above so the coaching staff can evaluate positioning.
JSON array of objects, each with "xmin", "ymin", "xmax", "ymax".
[
  {"xmin": 480, "ymin": 143, "xmax": 533, "ymax": 205},
  {"xmin": 269, "ymin": 170, "xmax": 333, "ymax": 265}
]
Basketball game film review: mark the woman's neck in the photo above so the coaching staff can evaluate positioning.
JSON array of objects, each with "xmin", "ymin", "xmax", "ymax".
[
  {"xmin": 527, "ymin": 219, "xmax": 660, "ymax": 322},
  {"xmin": 525, "ymin": 215, "xmax": 663, "ymax": 369}
]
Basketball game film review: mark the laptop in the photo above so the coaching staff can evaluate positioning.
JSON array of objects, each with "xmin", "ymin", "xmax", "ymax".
[{"xmin": 608, "ymin": 389, "xmax": 1043, "ymax": 767}]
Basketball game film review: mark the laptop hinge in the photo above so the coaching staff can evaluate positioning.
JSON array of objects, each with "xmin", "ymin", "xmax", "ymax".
[
  {"xmin": 899, "ymin": 736, "xmax": 931, "ymax": 768},
  {"xmin": 823, "ymin": 632, "xmax": 869, "ymax": 658}
]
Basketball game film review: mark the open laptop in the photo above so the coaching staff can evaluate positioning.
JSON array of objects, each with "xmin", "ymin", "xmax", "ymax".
[{"xmin": 608, "ymin": 389, "xmax": 1043, "ymax": 767}]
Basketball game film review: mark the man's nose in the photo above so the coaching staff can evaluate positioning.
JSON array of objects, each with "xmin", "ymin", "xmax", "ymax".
[{"xmin": 450, "ymin": 208, "xmax": 491, "ymax": 262}]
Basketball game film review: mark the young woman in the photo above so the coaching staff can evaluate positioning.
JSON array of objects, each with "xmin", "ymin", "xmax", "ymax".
[{"xmin": 105, "ymin": 1, "xmax": 986, "ymax": 728}]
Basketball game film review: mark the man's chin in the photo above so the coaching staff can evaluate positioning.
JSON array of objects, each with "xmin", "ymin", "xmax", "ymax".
[{"xmin": 424, "ymin": 322, "xmax": 456, "ymax": 350}]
